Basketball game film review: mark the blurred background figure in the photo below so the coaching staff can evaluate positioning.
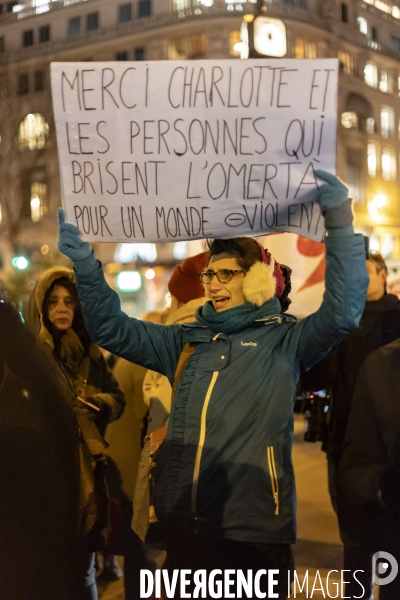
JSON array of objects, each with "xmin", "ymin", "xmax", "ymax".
[
  {"xmin": 304, "ymin": 251, "xmax": 400, "ymax": 593},
  {"xmin": 143, "ymin": 252, "xmax": 208, "ymax": 434},
  {"xmin": 100, "ymin": 253, "xmax": 207, "ymax": 599},
  {"xmin": 0, "ymin": 299, "xmax": 84, "ymax": 600},
  {"xmin": 100, "ymin": 310, "xmax": 167, "ymax": 597},
  {"xmin": 339, "ymin": 340, "xmax": 400, "ymax": 600},
  {"xmin": 27, "ymin": 267, "xmax": 125, "ymax": 600},
  {"xmin": 132, "ymin": 253, "xmax": 208, "ymax": 580}
]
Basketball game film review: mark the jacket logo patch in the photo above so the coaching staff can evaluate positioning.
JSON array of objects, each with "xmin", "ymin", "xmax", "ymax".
[{"xmin": 241, "ymin": 341, "xmax": 257, "ymax": 347}]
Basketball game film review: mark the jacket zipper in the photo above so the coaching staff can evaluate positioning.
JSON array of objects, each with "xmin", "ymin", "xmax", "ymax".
[
  {"xmin": 191, "ymin": 370, "xmax": 219, "ymax": 515},
  {"xmin": 255, "ymin": 316, "xmax": 283, "ymax": 325},
  {"xmin": 267, "ymin": 446, "xmax": 280, "ymax": 516}
]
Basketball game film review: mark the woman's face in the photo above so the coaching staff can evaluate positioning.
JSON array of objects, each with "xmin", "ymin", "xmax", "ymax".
[
  {"xmin": 47, "ymin": 285, "xmax": 75, "ymax": 331},
  {"xmin": 206, "ymin": 254, "xmax": 247, "ymax": 312}
]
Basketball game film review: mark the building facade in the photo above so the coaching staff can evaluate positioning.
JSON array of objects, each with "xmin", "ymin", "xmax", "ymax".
[{"xmin": 1, "ymin": 0, "xmax": 400, "ymax": 267}]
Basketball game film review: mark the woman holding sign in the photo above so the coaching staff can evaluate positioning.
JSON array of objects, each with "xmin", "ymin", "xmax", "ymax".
[{"xmin": 58, "ymin": 171, "xmax": 368, "ymax": 599}]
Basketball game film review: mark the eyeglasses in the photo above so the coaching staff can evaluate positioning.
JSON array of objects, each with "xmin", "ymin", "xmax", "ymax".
[{"xmin": 198, "ymin": 269, "xmax": 247, "ymax": 284}]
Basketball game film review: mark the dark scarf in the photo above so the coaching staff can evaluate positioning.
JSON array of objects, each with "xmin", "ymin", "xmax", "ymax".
[
  {"xmin": 195, "ymin": 297, "xmax": 281, "ymax": 334},
  {"xmin": 56, "ymin": 328, "xmax": 86, "ymax": 376}
]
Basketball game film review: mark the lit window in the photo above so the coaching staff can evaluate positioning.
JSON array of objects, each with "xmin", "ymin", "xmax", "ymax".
[
  {"xmin": 357, "ymin": 16, "xmax": 368, "ymax": 34},
  {"xmin": 367, "ymin": 142, "xmax": 377, "ymax": 177},
  {"xmin": 338, "ymin": 51, "xmax": 353, "ymax": 74},
  {"xmin": 19, "ymin": 113, "xmax": 49, "ymax": 151},
  {"xmin": 369, "ymin": 233, "xmax": 380, "ymax": 253},
  {"xmin": 381, "ymin": 106, "xmax": 394, "ymax": 138},
  {"xmin": 294, "ymin": 38, "xmax": 317, "ymax": 59},
  {"xmin": 294, "ymin": 38, "xmax": 304, "ymax": 58},
  {"xmin": 168, "ymin": 35, "xmax": 207, "ymax": 60},
  {"xmin": 380, "ymin": 234, "xmax": 393, "ymax": 259},
  {"xmin": 305, "ymin": 41, "xmax": 317, "ymax": 58},
  {"xmin": 379, "ymin": 69, "xmax": 389, "ymax": 92},
  {"xmin": 341, "ymin": 111, "xmax": 358, "ymax": 129},
  {"xmin": 364, "ymin": 63, "xmax": 377, "ymax": 87},
  {"xmin": 366, "ymin": 118, "xmax": 375, "ymax": 134},
  {"xmin": 230, "ymin": 31, "xmax": 241, "ymax": 56},
  {"xmin": 375, "ymin": 0, "xmax": 389, "ymax": 13},
  {"xmin": 30, "ymin": 182, "xmax": 47, "ymax": 222},
  {"xmin": 381, "ymin": 146, "xmax": 396, "ymax": 180},
  {"xmin": 173, "ymin": 0, "xmax": 190, "ymax": 8}
]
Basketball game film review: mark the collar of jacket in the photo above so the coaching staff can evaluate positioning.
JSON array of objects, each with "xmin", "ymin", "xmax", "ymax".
[{"xmin": 194, "ymin": 297, "xmax": 282, "ymax": 334}]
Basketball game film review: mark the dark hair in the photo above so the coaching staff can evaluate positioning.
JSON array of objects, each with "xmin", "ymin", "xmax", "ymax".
[
  {"xmin": 42, "ymin": 278, "xmax": 92, "ymax": 353},
  {"xmin": 369, "ymin": 251, "xmax": 387, "ymax": 274},
  {"xmin": 204, "ymin": 237, "xmax": 262, "ymax": 271},
  {"xmin": 204, "ymin": 237, "xmax": 292, "ymax": 312},
  {"xmin": 279, "ymin": 264, "xmax": 292, "ymax": 313}
]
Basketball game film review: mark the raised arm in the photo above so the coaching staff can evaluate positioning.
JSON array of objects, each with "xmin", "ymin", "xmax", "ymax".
[
  {"xmin": 57, "ymin": 209, "xmax": 184, "ymax": 382},
  {"xmin": 293, "ymin": 171, "xmax": 369, "ymax": 371}
]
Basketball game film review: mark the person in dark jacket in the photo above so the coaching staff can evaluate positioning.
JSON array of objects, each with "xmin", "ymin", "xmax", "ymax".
[
  {"xmin": 339, "ymin": 340, "xmax": 400, "ymax": 600},
  {"xmin": 0, "ymin": 300, "xmax": 85, "ymax": 600},
  {"xmin": 305, "ymin": 252, "xmax": 400, "ymax": 594},
  {"xmin": 57, "ymin": 171, "xmax": 368, "ymax": 599},
  {"xmin": 28, "ymin": 267, "xmax": 126, "ymax": 600},
  {"xmin": 326, "ymin": 252, "xmax": 400, "ymax": 472}
]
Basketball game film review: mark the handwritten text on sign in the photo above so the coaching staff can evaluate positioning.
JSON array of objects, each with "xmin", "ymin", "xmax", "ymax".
[{"xmin": 51, "ymin": 60, "xmax": 338, "ymax": 243}]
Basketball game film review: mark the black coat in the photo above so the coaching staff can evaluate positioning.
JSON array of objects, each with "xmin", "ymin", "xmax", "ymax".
[
  {"xmin": 339, "ymin": 339, "xmax": 400, "ymax": 548},
  {"xmin": 305, "ymin": 294, "xmax": 400, "ymax": 459},
  {"xmin": 0, "ymin": 302, "xmax": 85, "ymax": 600}
]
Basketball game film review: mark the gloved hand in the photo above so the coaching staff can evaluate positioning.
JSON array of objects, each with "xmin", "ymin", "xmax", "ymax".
[
  {"xmin": 314, "ymin": 170, "xmax": 353, "ymax": 230},
  {"xmin": 73, "ymin": 395, "xmax": 108, "ymax": 421},
  {"xmin": 58, "ymin": 208, "xmax": 92, "ymax": 262}
]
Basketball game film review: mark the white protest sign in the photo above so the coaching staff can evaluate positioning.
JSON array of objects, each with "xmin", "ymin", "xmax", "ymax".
[{"xmin": 51, "ymin": 59, "xmax": 338, "ymax": 243}]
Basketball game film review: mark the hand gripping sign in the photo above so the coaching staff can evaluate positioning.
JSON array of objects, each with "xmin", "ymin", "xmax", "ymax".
[{"xmin": 51, "ymin": 59, "xmax": 338, "ymax": 244}]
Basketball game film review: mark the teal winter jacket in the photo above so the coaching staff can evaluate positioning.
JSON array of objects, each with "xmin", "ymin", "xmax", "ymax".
[{"xmin": 74, "ymin": 232, "xmax": 368, "ymax": 544}]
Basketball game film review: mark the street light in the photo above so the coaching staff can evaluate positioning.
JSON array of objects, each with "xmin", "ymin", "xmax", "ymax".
[
  {"xmin": 372, "ymin": 194, "xmax": 387, "ymax": 208},
  {"xmin": 12, "ymin": 256, "xmax": 29, "ymax": 270}
]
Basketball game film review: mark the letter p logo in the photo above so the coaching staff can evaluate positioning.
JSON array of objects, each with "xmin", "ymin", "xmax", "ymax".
[{"xmin": 372, "ymin": 552, "xmax": 398, "ymax": 586}]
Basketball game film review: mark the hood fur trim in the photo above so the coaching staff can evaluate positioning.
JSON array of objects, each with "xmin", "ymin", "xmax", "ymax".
[{"xmin": 242, "ymin": 261, "xmax": 277, "ymax": 307}]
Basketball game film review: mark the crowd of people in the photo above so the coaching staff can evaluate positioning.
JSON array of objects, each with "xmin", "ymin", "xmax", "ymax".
[{"xmin": 1, "ymin": 168, "xmax": 399, "ymax": 599}]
